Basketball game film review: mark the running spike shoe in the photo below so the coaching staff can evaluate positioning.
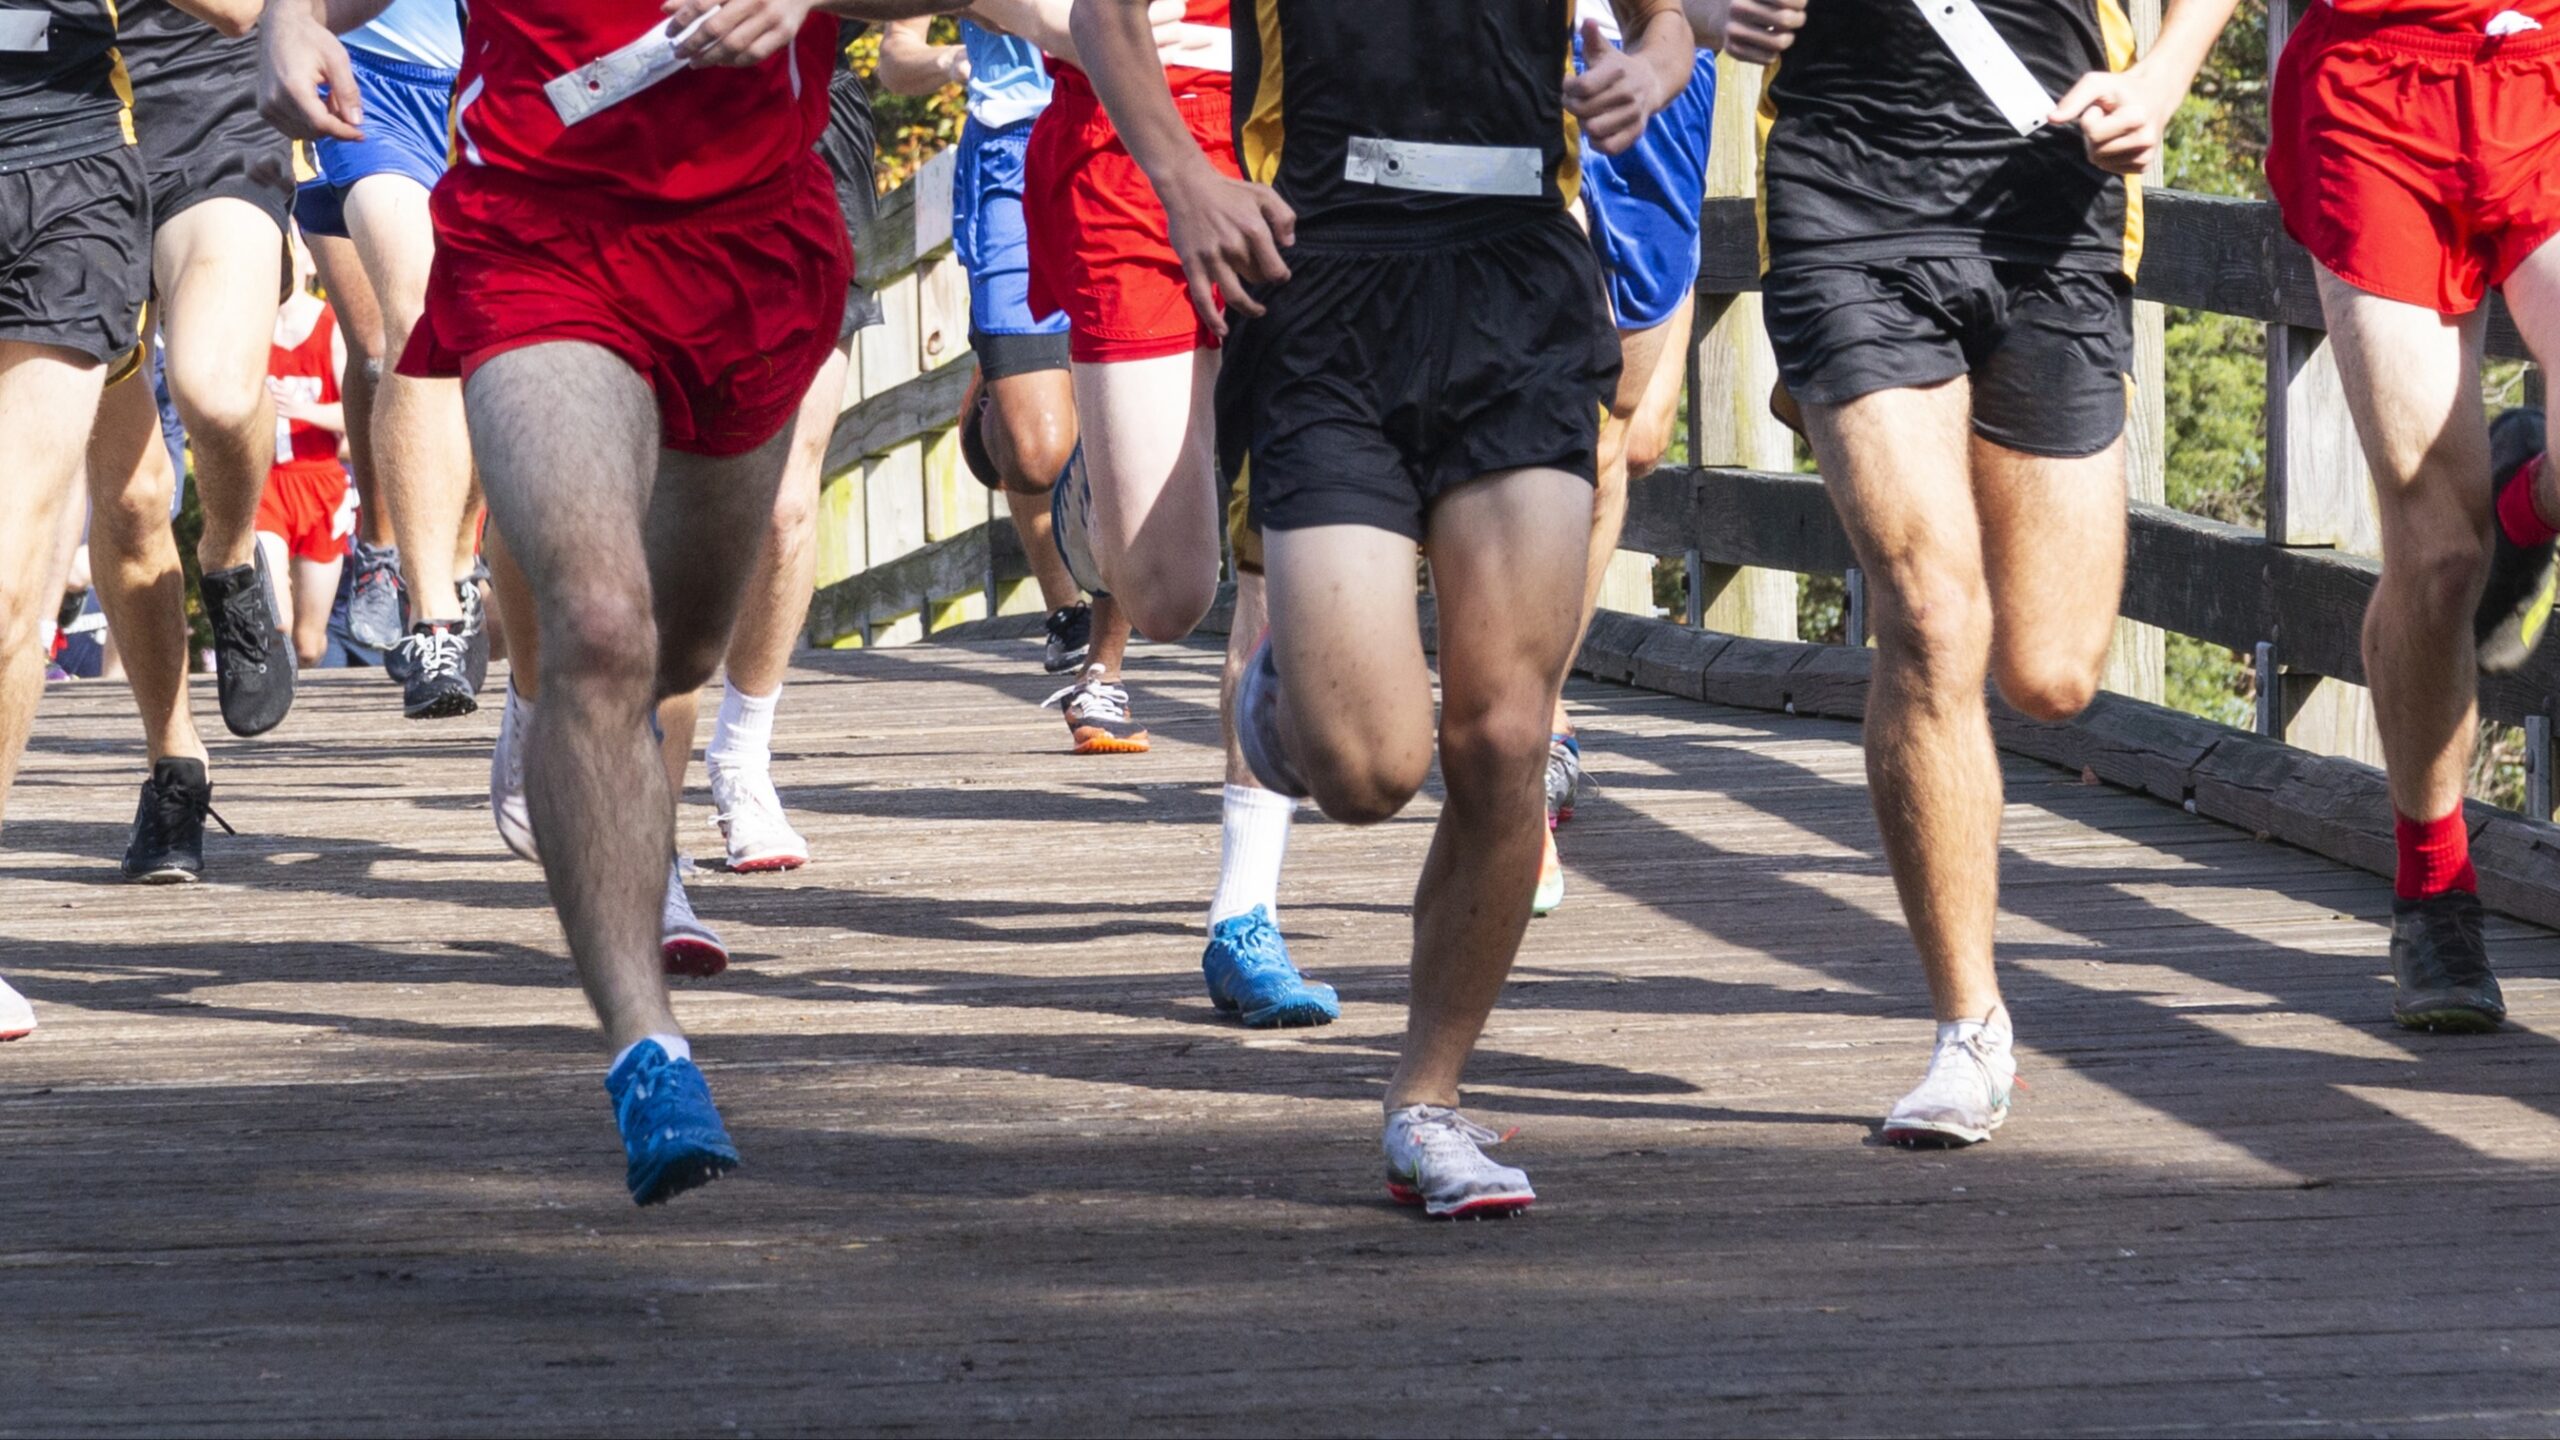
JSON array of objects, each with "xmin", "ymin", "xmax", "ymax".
[
  {"xmin": 123, "ymin": 756, "xmax": 230, "ymax": 883},
  {"xmin": 1042, "ymin": 664, "xmax": 1151, "ymax": 754},
  {"xmin": 1384, "ymin": 1105, "xmax": 1535, "ymax": 1218},
  {"xmin": 2476, "ymin": 406, "xmax": 2554, "ymax": 674},
  {"xmin": 710, "ymin": 760, "xmax": 811, "ymax": 873},
  {"xmin": 2391, "ymin": 890, "xmax": 2505, "ymax": 1032},
  {"xmin": 1234, "ymin": 639, "xmax": 1311, "ymax": 799},
  {"xmin": 662, "ymin": 860, "xmax": 730, "ymax": 978},
  {"xmin": 201, "ymin": 551, "xmax": 296, "ymax": 737},
  {"xmin": 606, "ymin": 1038, "xmax": 739, "ymax": 1206},
  {"xmin": 1882, "ymin": 1005, "xmax": 2016, "ymax": 1147},
  {"xmin": 1202, "ymin": 906, "xmax": 1339, "ymax": 1028}
]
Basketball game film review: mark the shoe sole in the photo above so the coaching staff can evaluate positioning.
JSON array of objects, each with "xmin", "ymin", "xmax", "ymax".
[
  {"xmin": 1387, "ymin": 1182, "xmax": 1535, "ymax": 1219},
  {"xmin": 726, "ymin": 853, "xmax": 807, "ymax": 874},
  {"xmin": 662, "ymin": 939, "xmax": 729, "ymax": 979},
  {"xmin": 405, "ymin": 692, "xmax": 480, "ymax": 721},
  {"xmin": 1239, "ymin": 997, "xmax": 1340, "ymax": 1028},
  {"xmin": 0, "ymin": 1028, "xmax": 30, "ymax": 1042},
  {"xmin": 1881, "ymin": 1118, "xmax": 2000, "ymax": 1148},
  {"xmin": 125, "ymin": 867, "xmax": 201, "ymax": 885},
  {"xmin": 630, "ymin": 1149, "xmax": 739, "ymax": 1207},
  {"xmin": 2394, "ymin": 1006, "xmax": 2506, "ymax": 1034},
  {"xmin": 1043, "ymin": 651, "xmax": 1090, "ymax": 675},
  {"xmin": 1072, "ymin": 735, "xmax": 1152, "ymax": 755}
]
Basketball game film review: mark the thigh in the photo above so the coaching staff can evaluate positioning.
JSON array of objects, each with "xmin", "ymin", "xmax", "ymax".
[
  {"xmin": 1262, "ymin": 523, "xmax": 1436, "ymax": 758},
  {"xmin": 1072, "ymin": 348, "xmax": 1219, "ymax": 521},
  {"xmin": 1802, "ymin": 381, "xmax": 1983, "ymax": 598},
  {"xmin": 463, "ymin": 343, "xmax": 658, "ymax": 595},
  {"xmin": 306, "ymin": 231, "xmax": 386, "ymax": 364},
  {"xmin": 649, "ymin": 427, "xmax": 795, "ymax": 654},
  {"xmin": 2496, "ymin": 230, "xmax": 2560, "ymax": 409},
  {"xmin": 0, "ymin": 345, "xmax": 104, "ymax": 613},
  {"xmin": 85, "ymin": 334, "xmax": 172, "ymax": 517},
  {"xmin": 152, "ymin": 198, "xmax": 283, "ymax": 405},
  {"xmin": 1973, "ymin": 434, "xmax": 2127, "ymax": 666},
  {"xmin": 1427, "ymin": 467, "xmax": 1597, "ymax": 719},
  {"xmin": 344, "ymin": 175, "xmax": 440, "ymax": 330},
  {"xmin": 2316, "ymin": 263, "xmax": 2488, "ymax": 523}
]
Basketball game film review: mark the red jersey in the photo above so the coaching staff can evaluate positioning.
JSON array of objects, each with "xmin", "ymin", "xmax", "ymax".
[
  {"xmin": 270, "ymin": 303, "xmax": 342, "ymax": 471},
  {"xmin": 1049, "ymin": 0, "xmax": 1231, "ymax": 103},
  {"xmin": 447, "ymin": 3, "xmax": 838, "ymax": 206},
  {"xmin": 2315, "ymin": 0, "xmax": 2560, "ymax": 31}
]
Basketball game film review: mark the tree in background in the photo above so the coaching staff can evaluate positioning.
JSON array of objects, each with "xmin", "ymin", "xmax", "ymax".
[{"xmin": 850, "ymin": 21, "xmax": 968, "ymax": 192}]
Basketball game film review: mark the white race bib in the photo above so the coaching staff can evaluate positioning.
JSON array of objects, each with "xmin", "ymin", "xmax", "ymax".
[
  {"xmin": 1907, "ymin": 0, "xmax": 2054, "ymax": 137},
  {"xmin": 0, "ymin": 11, "xmax": 53, "ymax": 52},
  {"xmin": 1344, "ymin": 137, "xmax": 1543, "ymax": 197},
  {"xmin": 542, "ymin": 11, "xmax": 718, "ymax": 128}
]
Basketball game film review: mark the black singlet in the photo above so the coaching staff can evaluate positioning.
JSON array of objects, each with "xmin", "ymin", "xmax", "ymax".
[
  {"xmin": 1230, "ymin": 0, "xmax": 1580, "ymax": 239},
  {"xmin": 116, "ymin": 0, "xmax": 257, "ymax": 147},
  {"xmin": 1760, "ymin": 0, "xmax": 2140, "ymax": 274},
  {"xmin": 0, "ymin": 0, "xmax": 129, "ymax": 172}
]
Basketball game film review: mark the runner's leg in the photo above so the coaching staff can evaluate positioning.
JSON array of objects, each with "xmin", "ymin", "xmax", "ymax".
[
  {"xmin": 84, "ymin": 340, "xmax": 206, "ymax": 766},
  {"xmin": 1074, "ymin": 349, "xmax": 1223, "ymax": 641},
  {"xmin": 0, "ymin": 344, "xmax": 106, "ymax": 829},
  {"xmin": 347, "ymin": 174, "xmax": 471, "ymax": 628},
  {"xmin": 987, "ymin": 367, "xmax": 1083, "ymax": 612},
  {"xmin": 290, "ymin": 552, "xmax": 342, "ymax": 665},
  {"xmin": 154, "ymin": 199, "xmax": 281, "ymax": 576}
]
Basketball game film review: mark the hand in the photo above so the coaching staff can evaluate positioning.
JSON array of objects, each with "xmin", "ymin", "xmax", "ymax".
[
  {"xmin": 1723, "ymin": 0, "xmax": 1806, "ymax": 65},
  {"xmin": 940, "ymin": 44, "xmax": 972, "ymax": 87},
  {"xmin": 1147, "ymin": 0, "xmax": 1188, "ymax": 51},
  {"xmin": 664, "ymin": 0, "xmax": 816, "ymax": 67},
  {"xmin": 269, "ymin": 379, "xmax": 321, "ymax": 424},
  {"xmin": 1565, "ymin": 18, "xmax": 1666, "ymax": 156},
  {"xmin": 257, "ymin": 2, "xmax": 363, "ymax": 141},
  {"xmin": 2049, "ymin": 62, "xmax": 2177, "ymax": 176},
  {"xmin": 1155, "ymin": 160, "xmax": 1296, "ymax": 337}
]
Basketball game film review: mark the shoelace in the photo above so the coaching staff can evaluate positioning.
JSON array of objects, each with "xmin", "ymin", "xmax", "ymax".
[
  {"xmin": 1041, "ymin": 669, "xmax": 1133, "ymax": 722},
  {"xmin": 2413, "ymin": 902, "xmax": 2492, "ymax": 983},
  {"xmin": 405, "ymin": 627, "xmax": 469, "ymax": 684},
  {"xmin": 1400, "ymin": 1106, "xmax": 1512, "ymax": 1161},
  {"xmin": 212, "ymin": 578, "xmax": 274, "ymax": 666},
  {"xmin": 143, "ymin": 773, "xmax": 235, "ymax": 842},
  {"xmin": 713, "ymin": 770, "xmax": 786, "ymax": 830}
]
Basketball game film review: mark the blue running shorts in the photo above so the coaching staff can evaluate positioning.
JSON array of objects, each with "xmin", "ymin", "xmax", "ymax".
[
  {"xmin": 954, "ymin": 115, "xmax": 1070, "ymax": 376},
  {"xmin": 299, "ymin": 48, "xmax": 456, "ymax": 239},
  {"xmin": 1576, "ymin": 48, "xmax": 1717, "ymax": 331}
]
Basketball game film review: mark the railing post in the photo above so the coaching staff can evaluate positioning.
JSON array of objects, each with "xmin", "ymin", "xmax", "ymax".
[
  {"xmin": 2530, "ymin": 713, "xmax": 2555, "ymax": 820},
  {"xmin": 2103, "ymin": 0, "xmax": 2167, "ymax": 705}
]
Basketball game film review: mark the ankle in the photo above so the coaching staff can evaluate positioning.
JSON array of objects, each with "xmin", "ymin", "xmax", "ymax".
[{"xmin": 2395, "ymin": 806, "xmax": 2478, "ymax": 899}]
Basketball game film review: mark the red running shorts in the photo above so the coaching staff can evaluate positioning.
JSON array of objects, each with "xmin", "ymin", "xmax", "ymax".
[
  {"xmin": 401, "ymin": 157, "xmax": 850, "ymax": 457},
  {"xmin": 2270, "ymin": 3, "xmax": 2560, "ymax": 315},
  {"xmin": 257, "ymin": 459, "xmax": 352, "ymax": 564},
  {"xmin": 1024, "ymin": 84, "xmax": 1235, "ymax": 365}
]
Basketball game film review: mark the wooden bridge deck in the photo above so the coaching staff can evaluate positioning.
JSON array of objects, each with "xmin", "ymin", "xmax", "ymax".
[{"xmin": 9, "ymin": 637, "xmax": 2560, "ymax": 1437}]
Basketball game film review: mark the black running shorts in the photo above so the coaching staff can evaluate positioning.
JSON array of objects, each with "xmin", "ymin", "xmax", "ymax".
[
  {"xmin": 0, "ymin": 146, "xmax": 151, "ymax": 366},
  {"xmin": 971, "ymin": 326, "xmax": 1071, "ymax": 381},
  {"xmin": 138, "ymin": 75, "xmax": 293, "ymax": 237},
  {"xmin": 1762, "ymin": 257, "xmax": 2133, "ymax": 459},
  {"xmin": 1219, "ymin": 212, "xmax": 1620, "ymax": 544}
]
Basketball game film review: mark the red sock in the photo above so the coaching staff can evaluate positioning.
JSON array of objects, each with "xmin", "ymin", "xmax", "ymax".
[
  {"xmin": 2496, "ymin": 454, "xmax": 2557, "ymax": 548},
  {"xmin": 2395, "ymin": 808, "xmax": 2477, "ymax": 900}
]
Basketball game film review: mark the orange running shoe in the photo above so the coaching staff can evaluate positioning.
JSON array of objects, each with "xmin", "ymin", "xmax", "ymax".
[{"xmin": 1044, "ymin": 664, "xmax": 1151, "ymax": 754}]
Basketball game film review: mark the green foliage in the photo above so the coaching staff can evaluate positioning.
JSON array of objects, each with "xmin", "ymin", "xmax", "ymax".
[{"xmin": 850, "ymin": 21, "xmax": 970, "ymax": 193}]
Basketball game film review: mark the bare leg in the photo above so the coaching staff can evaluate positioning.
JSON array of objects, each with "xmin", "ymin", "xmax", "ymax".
[
  {"xmin": 486, "ymin": 524, "xmax": 539, "ymax": 700},
  {"xmin": 348, "ymin": 175, "xmax": 472, "ymax": 625},
  {"xmin": 290, "ymin": 554, "xmax": 342, "ymax": 665},
  {"xmin": 985, "ymin": 365, "xmax": 1082, "ymax": 611},
  {"xmin": 307, "ymin": 231, "xmax": 383, "ymax": 512},
  {"xmin": 1072, "ymin": 350, "xmax": 1222, "ymax": 640},
  {"xmin": 256, "ymin": 532, "xmax": 298, "ymax": 644},
  {"xmin": 0, "ymin": 343, "xmax": 107, "ymax": 830},
  {"xmin": 464, "ymin": 343, "xmax": 785, "ymax": 1051},
  {"xmin": 83, "ymin": 345, "xmax": 206, "ymax": 765},
  {"xmin": 153, "ymin": 200, "xmax": 283, "ymax": 575},
  {"xmin": 722, "ymin": 345, "xmax": 845, "ymax": 695},
  {"xmin": 1222, "ymin": 569, "xmax": 1269, "ymax": 788},
  {"xmin": 1555, "ymin": 301, "xmax": 1695, "ymax": 733}
]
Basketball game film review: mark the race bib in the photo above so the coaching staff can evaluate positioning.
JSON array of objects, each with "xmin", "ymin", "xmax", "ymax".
[
  {"xmin": 543, "ymin": 10, "xmax": 718, "ymax": 128},
  {"xmin": 1344, "ymin": 137, "xmax": 1542, "ymax": 197},
  {"xmin": 0, "ymin": 11, "xmax": 52, "ymax": 52},
  {"xmin": 1907, "ymin": 0, "xmax": 2054, "ymax": 136}
]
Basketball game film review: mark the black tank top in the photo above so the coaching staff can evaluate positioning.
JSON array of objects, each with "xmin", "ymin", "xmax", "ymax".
[
  {"xmin": 1231, "ymin": 0, "xmax": 1580, "ymax": 241},
  {"xmin": 1760, "ymin": 0, "xmax": 2140, "ymax": 274},
  {"xmin": 0, "ymin": 0, "xmax": 129, "ymax": 172},
  {"xmin": 118, "ymin": 0, "xmax": 263, "ymax": 163}
]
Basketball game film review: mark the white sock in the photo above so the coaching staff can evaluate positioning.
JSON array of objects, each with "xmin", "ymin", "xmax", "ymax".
[
  {"xmin": 707, "ymin": 682, "xmax": 779, "ymax": 775},
  {"xmin": 1208, "ymin": 783, "xmax": 1295, "ymax": 928},
  {"xmin": 611, "ymin": 1032, "xmax": 692, "ymax": 1074},
  {"xmin": 507, "ymin": 680, "xmax": 534, "ymax": 723}
]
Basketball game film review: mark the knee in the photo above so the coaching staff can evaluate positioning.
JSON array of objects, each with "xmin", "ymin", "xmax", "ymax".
[
  {"xmin": 1306, "ymin": 748, "xmax": 1429, "ymax": 827},
  {"xmin": 1623, "ymin": 413, "xmax": 1674, "ymax": 481},
  {"xmin": 999, "ymin": 412, "xmax": 1076, "ymax": 496},
  {"xmin": 766, "ymin": 477, "xmax": 817, "ymax": 551},
  {"xmin": 1871, "ymin": 570, "xmax": 1992, "ymax": 691},
  {"xmin": 540, "ymin": 587, "xmax": 657, "ymax": 698},
  {"xmin": 2386, "ymin": 525, "xmax": 2492, "ymax": 624},
  {"xmin": 1118, "ymin": 574, "xmax": 1215, "ymax": 644},
  {"xmin": 1995, "ymin": 652, "xmax": 2102, "ymax": 723},
  {"xmin": 93, "ymin": 473, "xmax": 175, "ymax": 542},
  {"xmin": 1437, "ymin": 706, "xmax": 1555, "ymax": 806}
]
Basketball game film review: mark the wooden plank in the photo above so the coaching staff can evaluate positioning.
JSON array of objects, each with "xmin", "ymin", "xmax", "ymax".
[
  {"xmin": 824, "ymin": 357, "xmax": 974, "ymax": 475},
  {"xmin": 863, "ymin": 440, "xmax": 929, "ymax": 576},
  {"xmin": 851, "ymin": 170, "xmax": 918, "ymax": 286},
  {"xmin": 805, "ymin": 517, "xmax": 1028, "ymax": 647},
  {"xmin": 921, "ymin": 427, "xmax": 983, "ymax": 544},
  {"xmin": 916, "ymin": 251, "xmax": 972, "ymax": 376}
]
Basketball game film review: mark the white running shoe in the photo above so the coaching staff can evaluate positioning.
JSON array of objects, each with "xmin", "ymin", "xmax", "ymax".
[
  {"xmin": 1882, "ymin": 1003, "xmax": 2016, "ymax": 1147},
  {"xmin": 709, "ymin": 761, "xmax": 810, "ymax": 873},
  {"xmin": 0, "ymin": 973, "xmax": 33, "ymax": 1041},
  {"xmin": 661, "ymin": 858, "xmax": 729, "ymax": 978},
  {"xmin": 1383, "ymin": 1104, "xmax": 1535, "ymax": 1218},
  {"xmin": 489, "ymin": 684, "xmax": 540, "ymax": 863},
  {"xmin": 1532, "ymin": 826, "xmax": 1564, "ymax": 916}
]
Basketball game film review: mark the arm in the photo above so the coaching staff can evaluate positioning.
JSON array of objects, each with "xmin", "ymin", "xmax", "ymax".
[
  {"xmin": 1568, "ymin": 0, "xmax": 1694, "ymax": 156},
  {"xmin": 1685, "ymin": 0, "xmax": 1806, "ymax": 64},
  {"xmin": 1067, "ymin": 0, "xmax": 1294, "ymax": 335},
  {"xmin": 2048, "ymin": 0, "xmax": 2240, "ymax": 175},
  {"xmin": 166, "ymin": 0, "xmax": 262, "ymax": 40},
  {"xmin": 875, "ymin": 16, "xmax": 968, "ymax": 95},
  {"xmin": 964, "ymin": 0, "xmax": 1187, "ymax": 69},
  {"xmin": 663, "ymin": 0, "xmax": 961, "ymax": 67},
  {"xmin": 255, "ymin": 0, "xmax": 396, "ymax": 141}
]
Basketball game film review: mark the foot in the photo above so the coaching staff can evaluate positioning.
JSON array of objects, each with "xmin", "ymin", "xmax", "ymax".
[
  {"xmin": 1545, "ymin": 733, "xmax": 1583, "ymax": 826},
  {"xmin": 1532, "ymin": 826, "xmax": 1564, "ymax": 917},
  {"xmin": 1383, "ymin": 1105, "xmax": 1535, "ymax": 1219},
  {"xmin": 392, "ymin": 621, "xmax": 478, "ymax": 720},
  {"xmin": 662, "ymin": 860, "xmax": 730, "ymax": 978},
  {"xmin": 1047, "ymin": 443, "xmax": 1107, "ymax": 597},
  {"xmin": 1043, "ymin": 664, "xmax": 1151, "ymax": 754},
  {"xmin": 1042, "ymin": 602, "xmax": 1092, "ymax": 675},
  {"xmin": 123, "ymin": 757, "xmax": 228, "ymax": 883},
  {"xmin": 344, "ymin": 539, "xmax": 407, "ymax": 651},
  {"xmin": 709, "ymin": 760, "xmax": 810, "ymax": 873},
  {"xmin": 457, "ymin": 570, "xmax": 492, "ymax": 698},
  {"xmin": 489, "ymin": 685, "xmax": 539, "ymax": 863},
  {"xmin": 605, "ymin": 1039, "xmax": 739, "ymax": 1206},
  {"xmin": 200, "ymin": 552, "xmax": 296, "ymax": 737},
  {"xmin": 1201, "ymin": 906, "xmax": 1339, "ymax": 1027},
  {"xmin": 2391, "ymin": 891, "xmax": 2505, "ymax": 1032},
  {"xmin": 2478, "ymin": 407, "xmax": 2554, "ymax": 675},
  {"xmin": 1882, "ymin": 1005, "xmax": 2016, "ymax": 1148},
  {"xmin": 0, "ymin": 974, "xmax": 33, "ymax": 1041},
  {"xmin": 1234, "ymin": 640, "xmax": 1311, "ymax": 799}
]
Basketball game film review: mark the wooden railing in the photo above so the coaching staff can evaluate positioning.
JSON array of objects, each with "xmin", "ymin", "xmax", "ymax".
[{"xmin": 808, "ymin": 26, "xmax": 2560, "ymax": 922}]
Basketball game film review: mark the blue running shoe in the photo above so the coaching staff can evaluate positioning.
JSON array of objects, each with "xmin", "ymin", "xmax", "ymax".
[
  {"xmin": 605, "ymin": 1040, "xmax": 740, "ymax": 1206},
  {"xmin": 1203, "ymin": 906, "xmax": 1340, "ymax": 1028}
]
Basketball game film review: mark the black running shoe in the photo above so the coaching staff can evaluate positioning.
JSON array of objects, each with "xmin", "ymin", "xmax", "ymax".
[
  {"xmin": 1043, "ymin": 602, "xmax": 1092, "ymax": 674},
  {"xmin": 456, "ymin": 571, "xmax": 491, "ymax": 698},
  {"xmin": 2476, "ymin": 406, "xmax": 2553, "ymax": 674},
  {"xmin": 393, "ymin": 621, "xmax": 478, "ymax": 719},
  {"xmin": 2390, "ymin": 890, "xmax": 2506, "ymax": 1033},
  {"xmin": 123, "ymin": 757, "xmax": 230, "ymax": 883},
  {"xmin": 200, "ymin": 551, "xmax": 296, "ymax": 737}
]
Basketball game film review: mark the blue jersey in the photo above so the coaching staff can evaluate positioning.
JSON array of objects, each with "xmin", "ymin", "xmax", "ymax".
[
  {"xmin": 348, "ymin": 0, "xmax": 463, "ymax": 72},
  {"xmin": 961, "ymin": 20, "xmax": 1049, "ymax": 130}
]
